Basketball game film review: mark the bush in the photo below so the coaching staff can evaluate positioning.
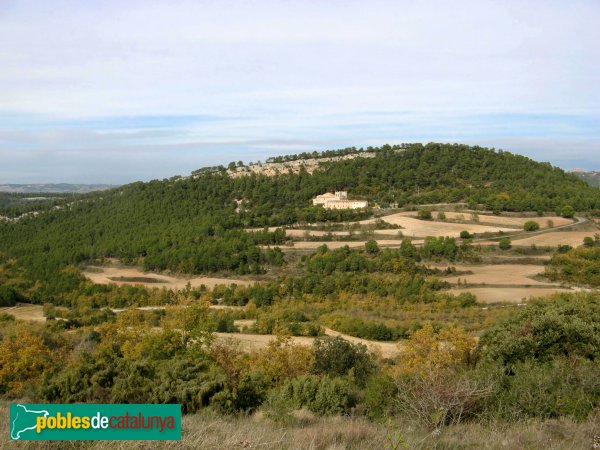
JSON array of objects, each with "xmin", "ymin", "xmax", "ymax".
[
  {"xmin": 477, "ymin": 293, "xmax": 600, "ymax": 366},
  {"xmin": 460, "ymin": 230, "xmax": 471, "ymax": 239},
  {"xmin": 393, "ymin": 368, "xmax": 493, "ymax": 428},
  {"xmin": 561, "ymin": 205, "xmax": 575, "ymax": 219},
  {"xmin": 583, "ymin": 236, "xmax": 595, "ymax": 248},
  {"xmin": 269, "ymin": 374, "xmax": 355, "ymax": 416},
  {"xmin": 498, "ymin": 237, "xmax": 511, "ymax": 250},
  {"xmin": 0, "ymin": 286, "xmax": 20, "ymax": 307},
  {"xmin": 365, "ymin": 240, "xmax": 379, "ymax": 254},
  {"xmin": 437, "ymin": 211, "xmax": 446, "ymax": 220},
  {"xmin": 313, "ymin": 336, "xmax": 375, "ymax": 386},
  {"xmin": 417, "ymin": 209, "xmax": 432, "ymax": 220},
  {"xmin": 363, "ymin": 374, "xmax": 398, "ymax": 421},
  {"xmin": 481, "ymin": 357, "xmax": 600, "ymax": 421},
  {"xmin": 523, "ymin": 220, "xmax": 540, "ymax": 231},
  {"xmin": 0, "ymin": 313, "xmax": 15, "ymax": 322}
]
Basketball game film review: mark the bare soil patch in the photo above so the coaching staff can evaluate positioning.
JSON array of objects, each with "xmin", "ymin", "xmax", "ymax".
[
  {"xmin": 83, "ymin": 265, "xmax": 253, "ymax": 290},
  {"xmin": 0, "ymin": 303, "xmax": 45, "ymax": 322},
  {"xmin": 510, "ymin": 231, "xmax": 596, "ymax": 247},
  {"xmin": 359, "ymin": 213, "xmax": 515, "ymax": 238},
  {"xmin": 215, "ymin": 327, "xmax": 401, "ymax": 358},
  {"xmin": 452, "ymin": 287, "xmax": 571, "ymax": 304},
  {"xmin": 399, "ymin": 211, "xmax": 573, "ymax": 229},
  {"xmin": 431, "ymin": 263, "xmax": 552, "ymax": 286}
]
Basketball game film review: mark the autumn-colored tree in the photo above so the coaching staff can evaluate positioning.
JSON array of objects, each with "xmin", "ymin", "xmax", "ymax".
[
  {"xmin": 247, "ymin": 336, "xmax": 315, "ymax": 384},
  {"xmin": 0, "ymin": 329, "xmax": 53, "ymax": 395},
  {"xmin": 398, "ymin": 324, "xmax": 476, "ymax": 375}
]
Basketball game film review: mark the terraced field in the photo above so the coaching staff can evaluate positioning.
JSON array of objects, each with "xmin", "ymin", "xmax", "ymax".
[
  {"xmin": 0, "ymin": 304, "xmax": 45, "ymax": 322},
  {"xmin": 83, "ymin": 265, "xmax": 253, "ymax": 289},
  {"xmin": 452, "ymin": 287, "xmax": 571, "ymax": 304},
  {"xmin": 397, "ymin": 211, "xmax": 573, "ymax": 229},
  {"xmin": 509, "ymin": 231, "xmax": 595, "ymax": 247}
]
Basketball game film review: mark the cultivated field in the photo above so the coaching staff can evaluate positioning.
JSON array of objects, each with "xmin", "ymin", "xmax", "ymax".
[
  {"xmin": 509, "ymin": 231, "xmax": 595, "ymax": 247},
  {"xmin": 452, "ymin": 287, "xmax": 571, "ymax": 304},
  {"xmin": 216, "ymin": 327, "xmax": 401, "ymax": 358},
  {"xmin": 83, "ymin": 265, "xmax": 253, "ymax": 290},
  {"xmin": 431, "ymin": 263, "xmax": 553, "ymax": 286},
  {"xmin": 279, "ymin": 239, "xmax": 418, "ymax": 250},
  {"xmin": 360, "ymin": 213, "xmax": 516, "ymax": 237},
  {"xmin": 0, "ymin": 304, "xmax": 44, "ymax": 322},
  {"xmin": 398, "ymin": 211, "xmax": 573, "ymax": 229},
  {"xmin": 247, "ymin": 227, "xmax": 351, "ymax": 237}
]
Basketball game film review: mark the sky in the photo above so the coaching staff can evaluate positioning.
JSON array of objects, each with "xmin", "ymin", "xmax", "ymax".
[{"xmin": 1, "ymin": 0, "xmax": 599, "ymax": 184}]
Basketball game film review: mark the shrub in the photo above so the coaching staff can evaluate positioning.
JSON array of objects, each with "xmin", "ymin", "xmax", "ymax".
[
  {"xmin": 583, "ymin": 236, "xmax": 595, "ymax": 248},
  {"xmin": 0, "ymin": 313, "xmax": 15, "ymax": 322},
  {"xmin": 481, "ymin": 357, "xmax": 600, "ymax": 421},
  {"xmin": 477, "ymin": 293, "xmax": 600, "ymax": 366},
  {"xmin": 561, "ymin": 205, "xmax": 575, "ymax": 219},
  {"xmin": 363, "ymin": 374, "xmax": 398, "ymax": 421},
  {"xmin": 270, "ymin": 374, "xmax": 355, "ymax": 416},
  {"xmin": 498, "ymin": 237, "xmax": 511, "ymax": 250},
  {"xmin": 313, "ymin": 336, "xmax": 375, "ymax": 386},
  {"xmin": 0, "ymin": 286, "xmax": 20, "ymax": 307},
  {"xmin": 394, "ymin": 368, "xmax": 493, "ymax": 429},
  {"xmin": 417, "ymin": 209, "xmax": 432, "ymax": 220},
  {"xmin": 460, "ymin": 230, "xmax": 471, "ymax": 239},
  {"xmin": 365, "ymin": 240, "xmax": 379, "ymax": 254},
  {"xmin": 523, "ymin": 220, "xmax": 540, "ymax": 231},
  {"xmin": 437, "ymin": 211, "xmax": 446, "ymax": 220}
]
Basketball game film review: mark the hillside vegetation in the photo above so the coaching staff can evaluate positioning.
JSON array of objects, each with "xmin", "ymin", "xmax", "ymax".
[
  {"xmin": 1, "ymin": 143, "xmax": 600, "ymax": 448},
  {"xmin": 1, "ymin": 143, "xmax": 598, "ymax": 299}
]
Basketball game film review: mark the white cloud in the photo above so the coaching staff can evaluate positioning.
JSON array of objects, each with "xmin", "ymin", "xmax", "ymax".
[{"xmin": 0, "ymin": 0, "xmax": 599, "ymax": 181}]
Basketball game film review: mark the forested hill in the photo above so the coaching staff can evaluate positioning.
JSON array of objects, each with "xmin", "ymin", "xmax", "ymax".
[{"xmin": 1, "ymin": 143, "xmax": 599, "ymax": 299}]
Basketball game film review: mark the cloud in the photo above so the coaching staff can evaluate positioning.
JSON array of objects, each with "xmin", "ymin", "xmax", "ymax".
[{"xmin": 0, "ymin": 0, "xmax": 599, "ymax": 182}]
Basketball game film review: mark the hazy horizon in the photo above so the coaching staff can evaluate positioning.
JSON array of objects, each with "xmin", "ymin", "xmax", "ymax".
[{"xmin": 1, "ymin": 0, "xmax": 599, "ymax": 184}]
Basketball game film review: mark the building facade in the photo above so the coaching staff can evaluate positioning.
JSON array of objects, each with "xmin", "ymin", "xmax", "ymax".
[{"xmin": 312, "ymin": 191, "xmax": 367, "ymax": 209}]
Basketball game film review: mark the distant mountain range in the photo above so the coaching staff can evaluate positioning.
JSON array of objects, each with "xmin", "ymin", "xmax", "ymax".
[
  {"xmin": 0, "ymin": 183, "xmax": 118, "ymax": 193},
  {"xmin": 571, "ymin": 170, "xmax": 600, "ymax": 187}
]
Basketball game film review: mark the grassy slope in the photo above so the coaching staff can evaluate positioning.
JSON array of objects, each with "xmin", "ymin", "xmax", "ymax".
[{"xmin": 2, "ymin": 403, "xmax": 598, "ymax": 449}]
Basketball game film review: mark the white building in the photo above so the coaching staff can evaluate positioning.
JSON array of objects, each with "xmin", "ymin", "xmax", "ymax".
[{"xmin": 312, "ymin": 191, "xmax": 367, "ymax": 209}]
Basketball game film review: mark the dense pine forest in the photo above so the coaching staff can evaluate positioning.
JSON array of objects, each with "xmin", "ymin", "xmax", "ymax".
[{"xmin": 1, "ymin": 143, "xmax": 599, "ymax": 299}]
